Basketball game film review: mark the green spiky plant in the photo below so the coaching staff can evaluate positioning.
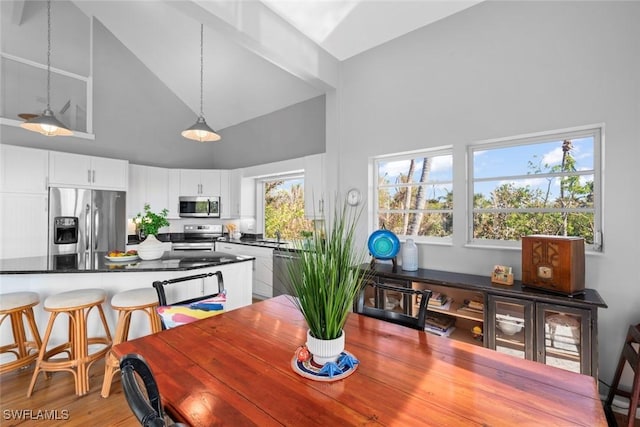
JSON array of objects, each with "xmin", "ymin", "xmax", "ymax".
[{"xmin": 285, "ymin": 198, "xmax": 371, "ymax": 340}]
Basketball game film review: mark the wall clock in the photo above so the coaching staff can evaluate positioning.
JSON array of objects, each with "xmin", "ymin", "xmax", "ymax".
[{"xmin": 346, "ymin": 188, "xmax": 361, "ymax": 206}]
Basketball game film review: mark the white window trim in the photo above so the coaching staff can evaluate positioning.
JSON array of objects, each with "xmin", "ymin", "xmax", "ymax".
[{"xmin": 466, "ymin": 124, "xmax": 603, "ymax": 252}]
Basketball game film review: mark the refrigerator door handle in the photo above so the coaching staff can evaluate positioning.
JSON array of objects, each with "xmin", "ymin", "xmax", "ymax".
[
  {"xmin": 85, "ymin": 204, "xmax": 91, "ymax": 251},
  {"xmin": 94, "ymin": 204, "xmax": 99, "ymax": 250}
]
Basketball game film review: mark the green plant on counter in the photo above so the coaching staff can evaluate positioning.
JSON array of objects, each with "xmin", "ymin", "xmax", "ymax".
[
  {"xmin": 134, "ymin": 204, "xmax": 169, "ymax": 237},
  {"xmin": 285, "ymin": 198, "xmax": 371, "ymax": 340}
]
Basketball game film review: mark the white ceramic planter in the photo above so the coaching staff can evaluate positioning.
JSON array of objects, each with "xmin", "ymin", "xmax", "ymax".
[
  {"xmin": 137, "ymin": 234, "xmax": 165, "ymax": 260},
  {"xmin": 306, "ymin": 329, "xmax": 345, "ymax": 366}
]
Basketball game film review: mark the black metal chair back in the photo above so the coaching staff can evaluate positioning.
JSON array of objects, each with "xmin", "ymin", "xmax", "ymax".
[
  {"xmin": 119, "ymin": 353, "xmax": 167, "ymax": 427},
  {"xmin": 152, "ymin": 271, "xmax": 225, "ymax": 329},
  {"xmin": 356, "ymin": 281, "xmax": 431, "ymax": 330}
]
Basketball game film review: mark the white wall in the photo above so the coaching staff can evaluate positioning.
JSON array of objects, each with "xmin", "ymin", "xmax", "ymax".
[{"xmin": 334, "ymin": 0, "xmax": 640, "ymax": 388}]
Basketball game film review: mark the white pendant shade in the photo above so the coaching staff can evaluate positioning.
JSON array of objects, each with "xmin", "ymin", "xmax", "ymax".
[
  {"xmin": 182, "ymin": 116, "xmax": 221, "ymax": 142},
  {"xmin": 21, "ymin": 109, "xmax": 73, "ymax": 136}
]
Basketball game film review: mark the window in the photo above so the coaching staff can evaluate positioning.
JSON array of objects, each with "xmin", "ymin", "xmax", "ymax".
[
  {"xmin": 469, "ymin": 126, "xmax": 602, "ymax": 251},
  {"xmin": 262, "ymin": 175, "xmax": 312, "ymax": 240},
  {"xmin": 374, "ymin": 149, "xmax": 453, "ymax": 241}
]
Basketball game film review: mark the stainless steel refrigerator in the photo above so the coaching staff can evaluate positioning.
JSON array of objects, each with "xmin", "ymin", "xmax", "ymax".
[{"xmin": 48, "ymin": 187, "xmax": 126, "ymax": 269}]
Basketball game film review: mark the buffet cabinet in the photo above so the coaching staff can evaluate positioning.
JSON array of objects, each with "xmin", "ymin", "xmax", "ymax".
[
  {"xmin": 487, "ymin": 295, "xmax": 594, "ymax": 376},
  {"xmin": 365, "ymin": 264, "xmax": 606, "ymax": 379}
]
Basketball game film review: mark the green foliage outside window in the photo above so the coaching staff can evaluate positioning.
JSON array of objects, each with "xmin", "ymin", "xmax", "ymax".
[{"xmin": 264, "ymin": 179, "xmax": 313, "ymax": 240}]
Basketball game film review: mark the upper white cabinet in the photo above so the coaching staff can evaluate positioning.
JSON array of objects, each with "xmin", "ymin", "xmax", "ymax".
[
  {"xmin": 220, "ymin": 170, "xmax": 231, "ymax": 218},
  {"xmin": 229, "ymin": 169, "xmax": 242, "ymax": 218},
  {"xmin": 127, "ymin": 164, "xmax": 169, "ymax": 217},
  {"xmin": 167, "ymin": 169, "xmax": 180, "ymax": 219},
  {"xmin": 179, "ymin": 169, "xmax": 220, "ymax": 196},
  {"xmin": 0, "ymin": 145, "xmax": 48, "ymax": 194},
  {"xmin": 219, "ymin": 169, "xmax": 242, "ymax": 219},
  {"xmin": 304, "ymin": 153, "xmax": 326, "ymax": 218},
  {"xmin": 49, "ymin": 151, "xmax": 127, "ymax": 190}
]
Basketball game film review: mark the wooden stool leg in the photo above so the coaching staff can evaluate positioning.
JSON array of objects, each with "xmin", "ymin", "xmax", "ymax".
[
  {"xmin": 27, "ymin": 311, "xmax": 60, "ymax": 397},
  {"xmin": 101, "ymin": 309, "xmax": 131, "ymax": 398},
  {"xmin": 24, "ymin": 307, "xmax": 43, "ymax": 353},
  {"xmin": 150, "ymin": 307, "xmax": 162, "ymax": 334}
]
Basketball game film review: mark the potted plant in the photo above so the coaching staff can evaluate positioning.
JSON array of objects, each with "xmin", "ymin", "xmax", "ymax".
[
  {"xmin": 285, "ymin": 199, "xmax": 371, "ymax": 366},
  {"xmin": 134, "ymin": 204, "xmax": 169, "ymax": 260}
]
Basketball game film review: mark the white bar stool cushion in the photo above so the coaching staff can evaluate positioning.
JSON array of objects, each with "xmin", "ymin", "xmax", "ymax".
[
  {"xmin": 0, "ymin": 292, "xmax": 40, "ymax": 311},
  {"xmin": 111, "ymin": 288, "xmax": 158, "ymax": 309},
  {"xmin": 45, "ymin": 289, "xmax": 106, "ymax": 310}
]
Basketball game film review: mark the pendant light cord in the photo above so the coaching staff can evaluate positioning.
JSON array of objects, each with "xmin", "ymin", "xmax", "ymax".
[
  {"xmin": 199, "ymin": 23, "xmax": 204, "ymax": 117},
  {"xmin": 46, "ymin": 0, "xmax": 52, "ymax": 110}
]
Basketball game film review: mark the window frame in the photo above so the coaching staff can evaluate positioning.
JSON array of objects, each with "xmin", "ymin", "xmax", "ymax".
[
  {"xmin": 373, "ymin": 146, "xmax": 454, "ymax": 244},
  {"xmin": 466, "ymin": 125, "xmax": 603, "ymax": 251}
]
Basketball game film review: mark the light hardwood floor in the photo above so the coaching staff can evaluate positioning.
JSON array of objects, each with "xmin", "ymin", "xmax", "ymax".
[{"xmin": 0, "ymin": 358, "xmax": 138, "ymax": 426}]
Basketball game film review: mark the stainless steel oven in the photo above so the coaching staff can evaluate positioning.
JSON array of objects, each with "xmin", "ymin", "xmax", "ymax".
[
  {"xmin": 171, "ymin": 224, "xmax": 221, "ymax": 251},
  {"xmin": 178, "ymin": 196, "xmax": 220, "ymax": 218}
]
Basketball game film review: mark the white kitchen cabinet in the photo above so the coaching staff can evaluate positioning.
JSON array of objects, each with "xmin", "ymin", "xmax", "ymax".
[
  {"xmin": 216, "ymin": 242, "xmax": 273, "ymax": 299},
  {"xmin": 167, "ymin": 169, "xmax": 180, "ymax": 219},
  {"xmin": 219, "ymin": 170, "xmax": 241, "ymax": 219},
  {"xmin": 179, "ymin": 169, "xmax": 220, "ymax": 196},
  {"xmin": 49, "ymin": 151, "xmax": 128, "ymax": 190},
  {"xmin": 127, "ymin": 164, "xmax": 145, "ymax": 217},
  {"xmin": 127, "ymin": 164, "xmax": 169, "ymax": 217},
  {"xmin": 229, "ymin": 169, "xmax": 242, "ymax": 218},
  {"xmin": 0, "ymin": 193, "xmax": 48, "ymax": 259},
  {"xmin": 0, "ymin": 145, "xmax": 49, "ymax": 194},
  {"xmin": 304, "ymin": 153, "xmax": 325, "ymax": 218},
  {"xmin": 220, "ymin": 170, "xmax": 230, "ymax": 218}
]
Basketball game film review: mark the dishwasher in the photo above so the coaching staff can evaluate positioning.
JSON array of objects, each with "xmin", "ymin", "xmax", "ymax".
[{"xmin": 272, "ymin": 249, "xmax": 301, "ymax": 297}]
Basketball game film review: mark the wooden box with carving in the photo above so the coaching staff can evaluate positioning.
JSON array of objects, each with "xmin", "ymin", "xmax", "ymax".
[{"xmin": 521, "ymin": 235, "xmax": 585, "ymax": 296}]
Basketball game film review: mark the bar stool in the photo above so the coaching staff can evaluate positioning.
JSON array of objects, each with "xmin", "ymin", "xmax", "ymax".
[
  {"xmin": 101, "ymin": 287, "xmax": 162, "ymax": 398},
  {"xmin": 606, "ymin": 323, "xmax": 640, "ymax": 427},
  {"xmin": 0, "ymin": 292, "xmax": 42, "ymax": 374},
  {"xmin": 27, "ymin": 289, "xmax": 112, "ymax": 397}
]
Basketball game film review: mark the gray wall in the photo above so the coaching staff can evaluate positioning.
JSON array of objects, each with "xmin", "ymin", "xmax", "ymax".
[
  {"xmin": 335, "ymin": 0, "xmax": 640, "ymax": 388},
  {"xmin": 214, "ymin": 95, "xmax": 325, "ymax": 169}
]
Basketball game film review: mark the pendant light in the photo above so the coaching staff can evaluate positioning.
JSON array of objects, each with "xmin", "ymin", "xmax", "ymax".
[
  {"xmin": 21, "ymin": 0, "xmax": 73, "ymax": 137},
  {"xmin": 182, "ymin": 24, "xmax": 221, "ymax": 142}
]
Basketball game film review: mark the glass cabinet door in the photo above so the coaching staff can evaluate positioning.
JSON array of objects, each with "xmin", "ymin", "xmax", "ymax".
[
  {"xmin": 487, "ymin": 296, "xmax": 534, "ymax": 360},
  {"xmin": 536, "ymin": 304, "xmax": 591, "ymax": 375}
]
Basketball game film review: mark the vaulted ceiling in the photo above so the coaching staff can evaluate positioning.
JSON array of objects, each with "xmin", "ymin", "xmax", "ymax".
[
  {"xmin": 70, "ymin": 0, "xmax": 481, "ymax": 131},
  {"xmin": 1, "ymin": 0, "xmax": 481, "ymax": 168}
]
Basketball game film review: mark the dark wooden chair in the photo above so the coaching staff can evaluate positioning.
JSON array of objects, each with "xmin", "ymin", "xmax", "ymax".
[
  {"xmin": 356, "ymin": 281, "xmax": 431, "ymax": 330},
  {"xmin": 119, "ymin": 353, "xmax": 186, "ymax": 427},
  {"xmin": 605, "ymin": 323, "xmax": 640, "ymax": 427},
  {"xmin": 152, "ymin": 271, "xmax": 226, "ymax": 329}
]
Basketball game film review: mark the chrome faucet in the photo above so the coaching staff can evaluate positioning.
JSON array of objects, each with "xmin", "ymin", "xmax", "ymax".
[{"xmin": 275, "ymin": 230, "xmax": 281, "ymax": 243}]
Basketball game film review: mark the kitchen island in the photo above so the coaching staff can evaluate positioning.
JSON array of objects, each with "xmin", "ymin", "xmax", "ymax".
[{"xmin": 0, "ymin": 251, "xmax": 254, "ymax": 350}]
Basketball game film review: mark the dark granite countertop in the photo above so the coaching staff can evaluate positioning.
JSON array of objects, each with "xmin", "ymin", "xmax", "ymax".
[{"xmin": 0, "ymin": 251, "xmax": 254, "ymax": 274}]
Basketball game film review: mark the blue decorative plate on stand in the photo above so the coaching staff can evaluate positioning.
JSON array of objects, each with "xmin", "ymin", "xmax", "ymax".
[
  {"xmin": 291, "ymin": 348, "xmax": 359, "ymax": 382},
  {"xmin": 368, "ymin": 229, "xmax": 400, "ymax": 269}
]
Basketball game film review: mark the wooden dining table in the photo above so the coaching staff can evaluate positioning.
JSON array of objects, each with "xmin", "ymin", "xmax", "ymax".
[{"xmin": 112, "ymin": 295, "xmax": 607, "ymax": 426}]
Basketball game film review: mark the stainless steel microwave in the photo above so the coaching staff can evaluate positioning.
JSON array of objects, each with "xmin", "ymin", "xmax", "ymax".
[{"xmin": 178, "ymin": 196, "xmax": 220, "ymax": 218}]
